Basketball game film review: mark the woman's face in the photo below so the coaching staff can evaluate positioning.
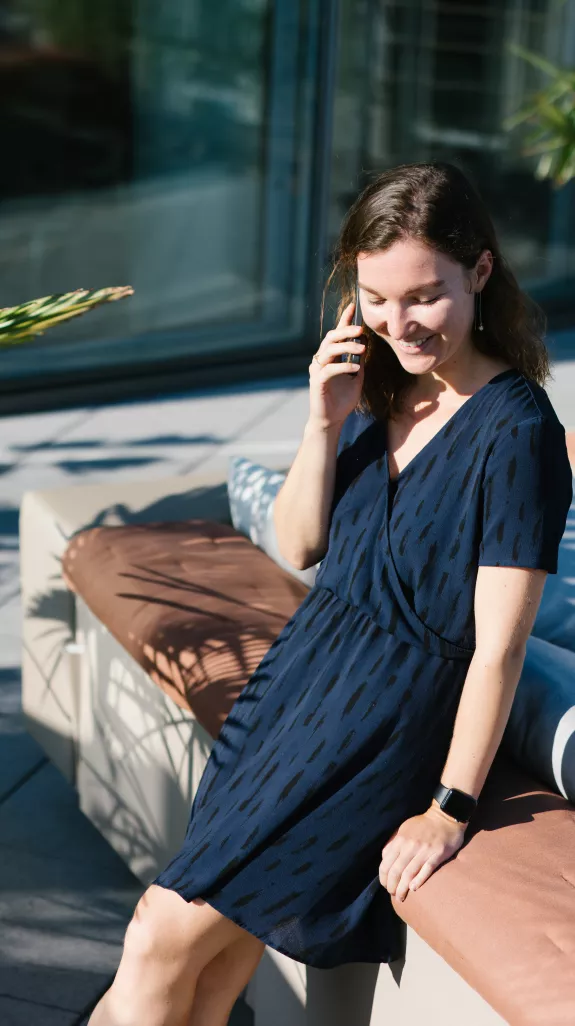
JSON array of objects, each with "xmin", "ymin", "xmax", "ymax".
[{"xmin": 357, "ymin": 238, "xmax": 491, "ymax": 378}]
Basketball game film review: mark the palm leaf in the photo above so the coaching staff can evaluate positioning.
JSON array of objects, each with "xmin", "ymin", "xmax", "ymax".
[
  {"xmin": 507, "ymin": 42, "xmax": 575, "ymax": 84},
  {"xmin": 504, "ymin": 44, "xmax": 575, "ymax": 187},
  {"xmin": 0, "ymin": 286, "xmax": 134, "ymax": 347}
]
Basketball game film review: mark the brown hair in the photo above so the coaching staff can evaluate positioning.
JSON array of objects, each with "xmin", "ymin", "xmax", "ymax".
[{"xmin": 322, "ymin": 161, "xmax": 550, "ymax": 421}]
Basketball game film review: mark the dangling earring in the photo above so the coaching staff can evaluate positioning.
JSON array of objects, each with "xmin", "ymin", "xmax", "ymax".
[{"xmin": 475, "ymin": 290, "xmax": 484, "ymax": 332}]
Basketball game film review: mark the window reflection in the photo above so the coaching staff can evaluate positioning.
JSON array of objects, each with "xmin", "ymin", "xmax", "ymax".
[
  {"xmin": 0, "ymin": 0, "xmax": 313, "ymax": 383},
  {"xmin": 329, "ymin": 0, "xmax": 575, "ymax": 314}
]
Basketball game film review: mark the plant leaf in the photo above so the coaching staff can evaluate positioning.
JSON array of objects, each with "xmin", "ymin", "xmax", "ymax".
[
  {"xmin": 505, "ymin": 45, "xmax": 575, "ymax": 187},
  {"xmin": 0, "ymin": 287, "xmax": 134, "ymax": 347}
]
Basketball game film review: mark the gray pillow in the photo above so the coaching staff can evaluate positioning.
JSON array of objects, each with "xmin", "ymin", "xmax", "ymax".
[
  {"xmin": 504, "ymin": 634, "xmax": 575, "ymax": 804},
  {"xmin": 227, "ymin": 456, "xmax": 318, "ymax": 588}
]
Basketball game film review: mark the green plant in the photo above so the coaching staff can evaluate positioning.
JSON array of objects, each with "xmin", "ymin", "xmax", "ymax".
[
  {"xmin": 504, "ymin": 44, "xmax": 575, "ymax": 187},
  {"xmin": 0, "ymin": 286, "xmax": 133, "ymax": 347}
]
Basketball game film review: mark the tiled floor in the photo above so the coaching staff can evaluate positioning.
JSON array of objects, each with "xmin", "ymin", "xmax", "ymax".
[{"xmin": 1, "ymin": 353, "xmax": 574, "ymax": 1025}]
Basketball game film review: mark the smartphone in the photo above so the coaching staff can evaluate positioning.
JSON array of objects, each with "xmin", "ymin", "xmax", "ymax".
[{"xmin": 337, "ymin": 282, "xmax": 362, "ymax": 372}]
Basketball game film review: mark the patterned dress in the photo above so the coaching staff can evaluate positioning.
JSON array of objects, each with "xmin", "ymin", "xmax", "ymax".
[{"xmin": 154, "ymin": 368, "xmax": 572, "ymax": 968}]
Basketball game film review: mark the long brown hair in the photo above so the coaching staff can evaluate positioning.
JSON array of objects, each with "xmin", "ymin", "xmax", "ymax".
[{"xmin": 322, "ymin": 161, "xmax": 550, "ymax": 421}]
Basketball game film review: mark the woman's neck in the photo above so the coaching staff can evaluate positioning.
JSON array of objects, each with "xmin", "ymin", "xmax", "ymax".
[{"xmin": 400, "ymin": 357, "xmax": 513, "ymax": 414}]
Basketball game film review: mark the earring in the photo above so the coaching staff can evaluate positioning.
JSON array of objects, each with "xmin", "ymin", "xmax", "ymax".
[{"xmin": 475, "ymin": 291, "xmax": 484, "ymax": 332}]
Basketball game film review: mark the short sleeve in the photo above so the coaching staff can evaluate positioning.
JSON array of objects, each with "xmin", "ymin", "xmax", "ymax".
[{"xmin": 478, "ymin": 416, "xmax": 573, "ymax": 574}]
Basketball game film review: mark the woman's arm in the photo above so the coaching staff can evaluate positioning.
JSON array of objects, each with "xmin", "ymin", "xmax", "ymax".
[
  {"xmin": 274, "ymin": 298, "xmax": 367, "ymax": 570},
  {"xmin": 431, "ymin": 563, "xmax": 547, "ymax": 810},
  {"xmin": 273, "ymin": 420, "xmax": 342, "ymax": 570},
  {"xmin": 379, "ymin": 414, "xmax": 571, "ymax": 902},
  {"xmin": 379, "ymin": 563, "xmax": 547, "ymax": 902}
]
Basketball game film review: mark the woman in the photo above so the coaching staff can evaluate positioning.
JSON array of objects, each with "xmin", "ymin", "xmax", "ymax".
[{"xmin": 89, "ymin": 162, "xmax": 573, "ymax": 1026}]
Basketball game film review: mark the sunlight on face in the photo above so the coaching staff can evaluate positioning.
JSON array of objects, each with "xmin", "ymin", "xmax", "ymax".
[{"xmin": 357, "ymin": 239, "xmax": 482, "ymax": 377}]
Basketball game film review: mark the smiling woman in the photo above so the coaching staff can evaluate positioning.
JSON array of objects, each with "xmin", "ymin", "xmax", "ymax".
[
  {"xmin": 87, "ymin": 160, "xmax": 573, "ymax": 1026},
  {"xmin": 325, "ymin": 162, "xmax": 549, "ymax": 423}
]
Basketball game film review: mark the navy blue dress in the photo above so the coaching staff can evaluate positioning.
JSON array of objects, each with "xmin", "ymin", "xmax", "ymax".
[{"xmin": 155, "ymin": 368, "xmax": 572, "ymax": 968}]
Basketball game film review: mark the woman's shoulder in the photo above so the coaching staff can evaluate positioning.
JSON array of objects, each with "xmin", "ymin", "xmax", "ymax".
[
  {"xmin": 484, "ymin": 371, "xmax": 572, "ymax": 506},
  {"xmin": 488, "ymin": 368, "xmax": 566, "ymax": 438}
]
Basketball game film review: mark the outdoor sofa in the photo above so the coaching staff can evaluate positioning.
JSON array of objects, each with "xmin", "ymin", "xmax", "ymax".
[{"xmin": 20, "ymin": 444, "xmax": 575, "ymax": 1026}]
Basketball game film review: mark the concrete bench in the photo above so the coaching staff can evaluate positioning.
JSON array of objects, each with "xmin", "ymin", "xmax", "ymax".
[{"xmin": 20, "ymin": 461, "xmax": 575, "ymax": 1025}]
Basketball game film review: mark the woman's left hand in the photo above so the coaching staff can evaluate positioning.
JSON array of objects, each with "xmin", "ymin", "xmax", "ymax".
[{"xmin": 378, "ymin": 804, "xmax": 467, "ymax": 902}]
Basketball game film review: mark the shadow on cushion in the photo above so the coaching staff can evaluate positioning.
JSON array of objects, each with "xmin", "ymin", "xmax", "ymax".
[{"xmin": 63, "ymin": 519, "xmax": 309, "ymax": 740}]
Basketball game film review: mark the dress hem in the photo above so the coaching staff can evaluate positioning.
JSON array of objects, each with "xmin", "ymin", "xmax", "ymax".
[{"xmin": 151, "ymin": 877, "xmax": 403, "ymax": 970}]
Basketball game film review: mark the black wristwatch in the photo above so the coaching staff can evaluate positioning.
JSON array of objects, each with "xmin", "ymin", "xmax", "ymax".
[{"xmin": 432, "ymin": 783, "xmax": 478, "ymax": 824}]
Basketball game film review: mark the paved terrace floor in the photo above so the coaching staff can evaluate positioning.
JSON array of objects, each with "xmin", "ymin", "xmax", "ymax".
[{"xmin": 1, "ymin": 353, "xmax": 574, "ymax": 1025}]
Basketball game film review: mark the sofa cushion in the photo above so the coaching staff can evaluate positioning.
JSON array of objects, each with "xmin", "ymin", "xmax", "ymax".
[
  {"xmin": 62, "ymin": 519, "xmax": 308, "ymax": 739},
  {"xmin": 396, "ymin": 748, "xmax": 575, "ymax": 1025},
  {"xmin": 227, "ymin": 456, "xmax": 318, "ymax": 588}
]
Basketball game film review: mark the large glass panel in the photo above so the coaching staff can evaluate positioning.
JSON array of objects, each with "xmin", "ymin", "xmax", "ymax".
[
  {"xmin": 328, "ymin": 0, "xmax": 575, "ymax": 321},
  {"xmin": 0, "ymin": 0, "xmax": 318, "ymax": 384}
]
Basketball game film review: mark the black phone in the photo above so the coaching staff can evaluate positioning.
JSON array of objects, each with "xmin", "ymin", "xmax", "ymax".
[{"xmin": 337, "ymin": 282, "xmax": 362, "ymax": 372}]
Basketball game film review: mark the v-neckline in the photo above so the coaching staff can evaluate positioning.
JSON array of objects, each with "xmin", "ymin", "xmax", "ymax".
[{"xmin": 385, "ymin": 367, "xmax": 519, "ymax": 485}]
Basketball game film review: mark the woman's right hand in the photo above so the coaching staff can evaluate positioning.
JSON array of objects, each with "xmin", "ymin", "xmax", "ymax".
[{"xmin": 308, "ymin": 301, "xmax": 366, "ymax": 431}]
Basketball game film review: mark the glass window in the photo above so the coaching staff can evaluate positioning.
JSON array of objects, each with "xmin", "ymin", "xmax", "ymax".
[
  {"xmin": 0, "ymin": 0, "xmax": 319, "ymax": 385},
  {"xmin": 328, "ymin": 0, "xmax": 575, "ymax": 322}
]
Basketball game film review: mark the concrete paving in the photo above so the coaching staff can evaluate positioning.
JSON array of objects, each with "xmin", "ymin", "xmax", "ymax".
[{"xmin": 1, "ymin": 343, "xmax": 574, "ymax": 1025}]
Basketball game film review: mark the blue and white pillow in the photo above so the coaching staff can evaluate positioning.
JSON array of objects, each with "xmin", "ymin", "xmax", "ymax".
[
  {"xmin": 227, "ymin": 456, "xmax": 318, "ymax": 588},
  {"xmin": 504, "ymin": 635, "xmax": 575, "ymax": 805}
]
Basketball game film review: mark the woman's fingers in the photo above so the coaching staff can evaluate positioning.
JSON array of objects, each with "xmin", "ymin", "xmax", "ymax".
[
  {"xmin": 336, "ymin": 300, "xmax": 357, "ymax": 330},
  {"xmin": 313, "ymin": 327, "xmax": 365, "ymax": 367},
  {"xmin": 312, "ymin": 339, "xmax": 365, "ymax": 368},
  {"xmin": 309, "ymin": 360, "xmax": 364, "ymax": 382},
  {"xmin": 378, "ymin": 836, "xmax": 402, "ymax": 882},
  {"xmin": 394, "ymin": 849, "xmax": 439, "ymax": 898},
  {"xmin": 307, "ymin": 298, "xmax": 364, "ymax": 428},
  {"xmin": 318, "ymin": 360, "xmax": 364, "ymax": 380},
  {"xmin": 380, "ymin": 846, "xmax": 431, "ymax": 902},
  {"xmin": 322, "ymin": 323, "xmax": 364, "ymax": 346},
  {"xmin": 406, "ymin": 858, "xmax": 440, "ymax": 894}
]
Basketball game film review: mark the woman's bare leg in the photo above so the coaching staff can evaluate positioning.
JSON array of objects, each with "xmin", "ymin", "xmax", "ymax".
[
  {"xmin": 188, "ymin": 933, "xmax": 265, "ymax": 1026},
  {"xmin": 88, "ymin": 887, "xmax": 251, "ymax": 1026}
]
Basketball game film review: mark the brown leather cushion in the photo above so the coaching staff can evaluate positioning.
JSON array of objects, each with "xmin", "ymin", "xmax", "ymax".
[
  {"xmin": 395, "ymin": 748, "xmax": 575, "ymax": 1024},
  {"xmin": 62, "ymin": 519, "xmax": 309, "ymax": 739}
]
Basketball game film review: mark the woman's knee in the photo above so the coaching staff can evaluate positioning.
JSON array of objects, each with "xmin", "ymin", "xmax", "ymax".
[
  {"xmin": 122, "ymin": 884, "xmax": 246, "ymax": 973},
  {"xmin": 123, "ymin": 885, "xmax": 192, "ymax": 964}
]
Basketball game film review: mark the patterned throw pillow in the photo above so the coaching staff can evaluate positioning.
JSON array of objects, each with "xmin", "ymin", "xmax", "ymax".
[{"xmin": 227, "ymin": 457, "xmax": 318, "ymax": 588}]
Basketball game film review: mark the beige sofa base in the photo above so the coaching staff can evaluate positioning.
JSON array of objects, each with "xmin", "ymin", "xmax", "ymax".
[{"xmin": 75, "ymin": 597, "xmax": 214, "ymax": 885}]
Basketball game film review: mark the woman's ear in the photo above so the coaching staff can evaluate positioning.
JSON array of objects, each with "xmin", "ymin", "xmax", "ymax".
[{"xmin": 475, "ymin": 249, "xmax": 493, "ymax": 291}]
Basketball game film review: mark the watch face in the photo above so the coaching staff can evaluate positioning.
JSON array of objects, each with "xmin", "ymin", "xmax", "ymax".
[{"xmin": 441, "ymin": 789, "xmax": 475, "ymax": 821}]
